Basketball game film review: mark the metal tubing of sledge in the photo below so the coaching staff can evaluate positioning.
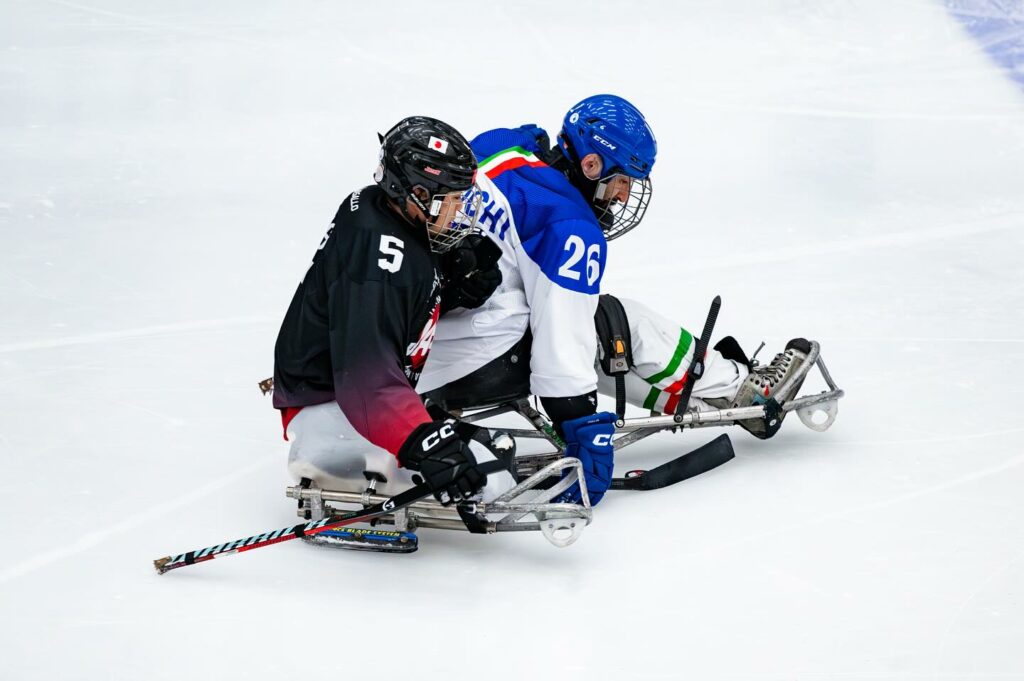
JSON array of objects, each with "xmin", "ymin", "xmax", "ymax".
[
  {"xmin": 469, "ymin": 342, "xmax": 845, "ymax": 463},
  {"xmin": 479, "ymin": 388, "xmax": 844, "ymax": 441},
  {"xmin": 285, "ymin": 457, "xmax": 591, "ymax": 546},
  {"xmin": 286, "ymin": 487, "xmax": 590, "ymax": 533}
]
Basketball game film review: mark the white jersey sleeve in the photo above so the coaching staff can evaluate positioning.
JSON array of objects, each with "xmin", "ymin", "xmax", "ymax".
[{"xmin": 516, "ymin": 217, "xmax": 606, "ymax": 397}]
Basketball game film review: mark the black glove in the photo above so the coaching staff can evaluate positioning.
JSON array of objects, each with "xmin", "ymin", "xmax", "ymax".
[
  {"xmin": 440, "ymin": 234, "xmax": 502, "ymax": 311},
  {"xmin": 397, "ymin": 421, "xmax": 487, "ymax": 505}
]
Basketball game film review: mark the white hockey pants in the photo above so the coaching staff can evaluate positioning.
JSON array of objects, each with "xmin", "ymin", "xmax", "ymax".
[
  {"xmin": 285, "ymin": 401, "xmax": 516, "ymax": 501},
  {"xmin": 595, "ymin": 298, "xmax": 748, "ymax": 414}
]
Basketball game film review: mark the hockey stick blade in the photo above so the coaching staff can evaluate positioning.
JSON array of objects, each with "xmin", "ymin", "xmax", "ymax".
[
  {"xmin": 153, "ymin": 459, "xmax": 507, "ymax": 575},
  {"xmin": 610, "ymin": 434, "xmax": 734, "ymax": 491}
]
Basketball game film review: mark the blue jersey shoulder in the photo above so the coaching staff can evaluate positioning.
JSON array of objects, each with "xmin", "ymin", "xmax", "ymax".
[
  {"xmin": 471, "ymin": 127, "xmax": 593, "ymax": 233},
  {"xmin": 470, "ymin": 125, "xmax": 606, "ymax": 294},
  {"xmin": 471, "ymin": 125, "xmax": 548, "ymax": 160}
]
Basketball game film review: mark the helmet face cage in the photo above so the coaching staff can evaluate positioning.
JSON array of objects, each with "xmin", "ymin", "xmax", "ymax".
[
  {"xmin": 421, "ymin": 184, "xmax": 483, "ymax": 253},
  {"xmin": 592, "ymin": 173, "xmax": 652, "ymax": 241}
]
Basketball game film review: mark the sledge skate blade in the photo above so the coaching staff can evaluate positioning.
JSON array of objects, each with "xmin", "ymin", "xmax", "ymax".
[
  {"xmin": 286, "ymin": 457, "xmax": 592, "ymax": 546},
  {"xmin": 303, "ymin": 527, "xmax": 418, "ymax": 553}
]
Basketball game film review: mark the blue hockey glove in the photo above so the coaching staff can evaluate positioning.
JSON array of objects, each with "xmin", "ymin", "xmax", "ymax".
[{"xmin": 556, "ymin": 411, "xmax": 616, "ymax": 506}]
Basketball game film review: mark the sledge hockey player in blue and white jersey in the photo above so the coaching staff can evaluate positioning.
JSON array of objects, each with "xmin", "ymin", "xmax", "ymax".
[{"xmin": 420, "ymin": 95, "xmax": 814, "ymax": 506}]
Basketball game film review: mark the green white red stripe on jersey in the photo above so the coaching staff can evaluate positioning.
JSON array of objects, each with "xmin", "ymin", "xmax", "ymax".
[
  {"xmin": 641, "ymin": 327, "xmax": 694, "ymax": 414},
  {"xmin": 478, "ymin": 146, "xmax": 547, "ymax": 179}
]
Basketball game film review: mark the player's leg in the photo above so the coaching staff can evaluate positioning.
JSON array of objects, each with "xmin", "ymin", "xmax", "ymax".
[
  {"xmin": 286, "ymin": 401, "xmax": 415, "ymax": 496},
  {"xmin": 595, "ymin": 297, "xmax": 747, "ymax": 414},
  {"xmin": 286, "ymin": 401, "xmax": 515, "ymax": 501},
  {"xmin": 594, "ymin": 296, "xmax": 814, "ymax": 437}
]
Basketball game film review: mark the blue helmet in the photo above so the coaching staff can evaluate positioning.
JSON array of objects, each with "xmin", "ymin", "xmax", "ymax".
[
  {"xmin": 558, "ymin": 94, "xmax": 657, "ymax": 180},
  {"xmin": 557, "ymin": 95, "xmax": 657, "ymax": 240}
]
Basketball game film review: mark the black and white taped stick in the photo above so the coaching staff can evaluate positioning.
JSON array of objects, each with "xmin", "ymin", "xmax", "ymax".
[
  {"xmin": 153, "ymin": 459, "xmax": 508, "ymax": 575},
  {"xmin": 674, "ymin": 295, "xmax": 722, "ymax": 417}
]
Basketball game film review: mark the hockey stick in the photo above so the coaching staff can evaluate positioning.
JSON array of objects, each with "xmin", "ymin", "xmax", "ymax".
[
  {"xmin": 610, "ymin": 433, "xmax": 734, "ymax": 491},
  {"xmin": 153, "ymin": 459, "xmax": 508, "ymax": 575},
  {"xmin": 674, "ymin": 295, "xmax": 722, "ymax": 417}
]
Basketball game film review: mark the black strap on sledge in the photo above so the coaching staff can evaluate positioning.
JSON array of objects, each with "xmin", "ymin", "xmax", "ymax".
[
  {"xmin": 594, "ymin": 294, "xmax": 634, "ymax": 420},
  {"xmin": 674, "ymin": 296, "xmax": 721, "ymax": 417}
]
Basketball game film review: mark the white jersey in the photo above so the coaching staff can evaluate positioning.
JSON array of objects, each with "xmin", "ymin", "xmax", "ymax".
[{"xmin": 417, "ymin": 132, "xmax": 607, "ymax": 398}]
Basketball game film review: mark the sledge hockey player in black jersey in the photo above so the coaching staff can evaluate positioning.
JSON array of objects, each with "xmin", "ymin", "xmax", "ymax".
[{"xmin": 272, "ymin": 116, "xmax": 510, "ymax": 506}]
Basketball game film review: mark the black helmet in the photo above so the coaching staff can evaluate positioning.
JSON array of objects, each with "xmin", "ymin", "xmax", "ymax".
[{"xmin": 375, "ymin": 116, "xmax": 480, "ymax": 252}]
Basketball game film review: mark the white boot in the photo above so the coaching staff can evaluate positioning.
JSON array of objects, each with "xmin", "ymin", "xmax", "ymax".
[{"xmin": 706, "ymin": 338, "xmax": 811, "ymax": 439}]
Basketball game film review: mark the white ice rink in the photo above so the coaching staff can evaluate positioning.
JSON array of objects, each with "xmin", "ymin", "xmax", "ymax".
[{"xmin": 2, "ymin": 1, "xmax": 1024, "ymax": 679}]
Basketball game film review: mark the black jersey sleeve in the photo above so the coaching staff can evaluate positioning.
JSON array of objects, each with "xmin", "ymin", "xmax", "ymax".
[{"xmin": 328, "ymin": 266, "xmax": 431, "ymax": 457}]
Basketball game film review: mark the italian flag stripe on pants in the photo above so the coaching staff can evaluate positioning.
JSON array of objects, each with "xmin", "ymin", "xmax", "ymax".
[{"xmin": 641, "ymin": 328, "xmax": 694, "ymax": 412}]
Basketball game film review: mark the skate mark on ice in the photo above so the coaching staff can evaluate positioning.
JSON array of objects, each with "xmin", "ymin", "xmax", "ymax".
[
  {"xmin": 636, "ymin": 211, "xmax": 1022, "ymax": 277},
  {"xmin": 669, "ymin": 97, "xmax": 1024, "ymax": 121},
  {"xmin": 697, "ymin": 445, "xmax": 1024, "ymax": 556},
  {"xmin": 933, "ymin": 548, "xmax": 1024, "ymax": 675},
  {"xmin": 43, "ymin": 0, "xmax": 274, "ymax": 49},
  {"xmin": 108, "ymin": 399, "xmax": 187, "ymax": 427},
  {"xmin": 825, "ymin": 336, "xmax": 1024, "ymax": 345},
  {"xmin": 815, "ymin": 425, "xmax": 1024, "ymax": 447},
  {"xmin": 0, "ymin": 454, "xmax": 276, "ymax": 584},
  {"xmin": 0, "ymin": 316, "xmax": 276, "ymax": 354}
]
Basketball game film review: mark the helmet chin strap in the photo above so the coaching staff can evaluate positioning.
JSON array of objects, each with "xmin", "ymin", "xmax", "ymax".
[
  {"xmin": 391, "ymin": 192, "xmax": 428, "ymax": 230},
  {"xmin": 549, "ymin": 140, "xmax": 602, "ymax": 211}
]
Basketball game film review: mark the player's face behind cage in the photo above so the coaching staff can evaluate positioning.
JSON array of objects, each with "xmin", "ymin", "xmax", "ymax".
[
  {"xmin": 592, "ymin": 172, "xmax": 652, "ymax": 241},
  {"xmin": 419, "ymin": 184, "xmax": 482, "ymax": 253}
]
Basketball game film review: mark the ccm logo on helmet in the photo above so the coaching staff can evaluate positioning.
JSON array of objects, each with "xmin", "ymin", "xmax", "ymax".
[
  {"xmin": 592, "ymin": 134, "xmax": 617, "ymax": 151},
  {"xmin": 422, "ymin": 423, "xmax": 456, "ymax": 451},
  {"xmin": 593, "ymin": 433, "xmax": 612, "ymax": 447}
]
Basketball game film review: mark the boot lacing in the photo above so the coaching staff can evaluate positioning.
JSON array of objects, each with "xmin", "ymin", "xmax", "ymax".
[{"xmin": 751, "ymin": 349, "xmax": 796, "ymax": 392}]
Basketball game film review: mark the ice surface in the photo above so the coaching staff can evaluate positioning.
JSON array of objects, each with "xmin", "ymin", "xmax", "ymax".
[{"xmin": 2, "ymin": 1, "xmax": 1023, "ymax": 679}]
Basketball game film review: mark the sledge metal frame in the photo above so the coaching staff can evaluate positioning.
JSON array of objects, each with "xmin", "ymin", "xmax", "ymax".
[
  {"xmin": 283, "ymin": 341, "xmax": 842, "ymax": 549},
  {"xmin": 457, "ymin": 341, "xmax": 844, "ymax": 478},
  {"xmin": 287, "ymin": 457, "xmax": 593, "ymax": 548}
]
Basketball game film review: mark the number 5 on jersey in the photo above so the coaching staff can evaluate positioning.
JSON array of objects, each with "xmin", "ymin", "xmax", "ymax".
[
  {"xmin": 378, "ymin": 235, "xmax": 405, "ymax": 273},
  {"xmin": 557, "ymin": 235, "xmax": 601, "ymax": 287}
]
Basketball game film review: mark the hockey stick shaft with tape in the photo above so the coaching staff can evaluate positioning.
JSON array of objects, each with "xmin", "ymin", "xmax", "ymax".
[{"xmin": 153, "ymin": 459, "xmax": 507, "ymax": 575}]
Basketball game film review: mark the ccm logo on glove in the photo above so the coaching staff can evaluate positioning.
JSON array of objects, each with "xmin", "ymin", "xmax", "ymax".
[
  {"xmin": 422, "ymin": 423, "xmax": 455, "ymax": 451},
  {"xmin": 557, "ymin": 411, "xmax": 617, "ymax": 506}
]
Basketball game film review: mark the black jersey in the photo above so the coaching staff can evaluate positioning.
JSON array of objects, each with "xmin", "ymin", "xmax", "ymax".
[{"xmin": 273, "ymin": 185, "xmax": 441, "ymax": 456}]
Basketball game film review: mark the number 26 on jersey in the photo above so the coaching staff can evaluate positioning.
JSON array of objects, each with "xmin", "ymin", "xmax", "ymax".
[{"xmin": 557, "ymin": 235, "xmax": 601, "ymax": 287}]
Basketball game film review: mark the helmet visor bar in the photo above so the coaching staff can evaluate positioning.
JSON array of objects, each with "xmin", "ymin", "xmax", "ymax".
[
  {"xmin": 423, "ymin": 184, "xmax": 482, "ymax": 253},
  {"xmin": 592, "ymin": 173, "xmax": 652, "ymax": 241}
]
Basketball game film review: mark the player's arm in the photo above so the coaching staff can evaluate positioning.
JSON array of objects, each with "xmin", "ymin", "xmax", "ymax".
[
  {"xmin": 328, "ymin": 259, "xmax": 487, "ymax": 504},
  {"xmin": 519, "ymin": 218, "xmax": 616, "ymax": 505},
  {"xmin": 518, "ymin": 217, "xmax": 606, "ymax": 402}
]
